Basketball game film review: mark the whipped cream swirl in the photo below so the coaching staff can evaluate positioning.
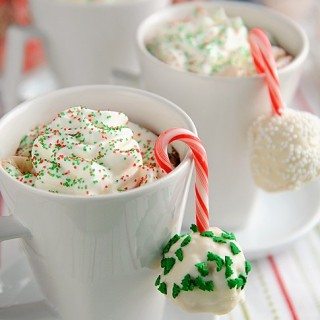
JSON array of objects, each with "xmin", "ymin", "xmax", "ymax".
[
  {"xmin": 3, "ymin": 107, "xmax": 168, "ymax": 195},
  {"xmin": 147, "ymin": 7, "xmax": 292, "ymax": 77}
]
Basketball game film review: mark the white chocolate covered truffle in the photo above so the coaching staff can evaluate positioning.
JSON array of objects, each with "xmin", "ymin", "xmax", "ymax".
[
  {"xmin": 249, "ymin": 109, "xmax": 320, "ymax": 192},
  {"xmin": 155, "ymin": 225, "xmax": 251, "ymax": 315}
]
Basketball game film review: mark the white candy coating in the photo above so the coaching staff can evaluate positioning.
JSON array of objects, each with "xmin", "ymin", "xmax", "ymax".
[
  {"xmin": 156, "ymin": 227, "xmax": 249, "ymax": 315},
  {"xmin": 249, "ymin": 109, "xmax": 320, "ymax": 192}
]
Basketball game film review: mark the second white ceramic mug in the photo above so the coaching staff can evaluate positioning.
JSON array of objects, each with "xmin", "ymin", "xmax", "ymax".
[
  {"xmin": 137, "ymin": 1, "xmax": 309, "ymax": 230},
  {"xmin": 2, "ymin": 0, "xmax": 169, "ymax": 110},
  {"xmin": 0, "ymin": 85, "xmax": 195, "ymax": 320}
]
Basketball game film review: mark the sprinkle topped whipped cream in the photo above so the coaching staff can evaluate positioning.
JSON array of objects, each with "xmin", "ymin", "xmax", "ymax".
[
  {"xmin": 2, "ymin": 107, "xmax": 178, "ymax": 195},
  {"xmin": 146, "ymin": 7, "xmax": 292, "ymax": 77}
]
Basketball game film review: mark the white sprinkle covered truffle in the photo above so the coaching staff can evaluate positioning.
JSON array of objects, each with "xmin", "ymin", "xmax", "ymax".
[
  {"xmin": 249, "ymin": 109, "xmax": 320, "ymax": 192},
  {"xmin": 155, "ymin": 225, "xmax": 251, "ymax": 315}
]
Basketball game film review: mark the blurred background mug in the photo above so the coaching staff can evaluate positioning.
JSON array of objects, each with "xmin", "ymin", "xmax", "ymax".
[
  {"xmin": 137, "ymin": 1, "xmax": 309, "ymax": 230},
  {"xmin": 2, "ymin": 0, "xmax": 169, "ymax": 110}
]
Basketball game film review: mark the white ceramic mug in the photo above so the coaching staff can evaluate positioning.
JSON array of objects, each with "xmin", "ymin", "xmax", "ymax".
[
  {"xmin": 0, "ymin": 85, "xmax": 195, "ymax": 320},
  {"xmin": 137, "ymin": 1, "xmax": 309, "ymax": 230},
  {"xmin": 2, "ymin": 0, "xmax": 169, "ymax": 110}
]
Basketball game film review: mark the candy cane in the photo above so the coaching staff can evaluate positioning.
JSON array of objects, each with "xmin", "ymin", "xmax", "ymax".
[
  {"xmin": 249, "ymin": 28, "xmax": 285, "ymax": 116},
  {"xmin": 155, "ymin": 128, "xmax": 209, "ymax": 233}
]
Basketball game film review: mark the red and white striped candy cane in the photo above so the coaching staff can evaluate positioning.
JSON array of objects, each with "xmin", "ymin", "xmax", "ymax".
[
  {"xmin": 249, "ymin": 28, "xmax": 284, "ymax": 116},
  {"xmin": 155, "ymin": 128, "xmax": 209, "ymax": 233}
]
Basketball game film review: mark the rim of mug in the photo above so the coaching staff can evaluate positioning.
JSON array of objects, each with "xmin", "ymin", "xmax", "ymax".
[
  {"xmin": 137, "ymin": 0, "xmax": 309, "ymax": 81},
  {"xmin": 32, "ymin": 0, "xmax": 161, "ymax": 9},
  {"xmin": 0, "ymin": 85, "xmax": 196, "ymax": 202}
]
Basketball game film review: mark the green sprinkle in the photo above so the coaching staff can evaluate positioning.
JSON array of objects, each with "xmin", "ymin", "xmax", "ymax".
[
  {"xmin": 201, "ymin": 231, "xmax": 214, "ymax": 238},
  {"xmin": 181, "ymin": 274, "xmax": 194, "ymax": 291},
  {"xmin": 227, "ymin": 275, "xmax": 247, "ymax": 290},
  {"xmin": 239, "ymin": 274, "xmax": 247, "ymax": 290},
  {"xmin": 155, "ymin": 275, "xmax": 161, "ymax": 286},
  {"xmin": 207, "ymin": 252, "xmax": 224, "ymax": 271},
  {"xmin": 245, "ymin": 261, "xmax": 252, "ymax": 275},
  {"xmin": 195, "ymin": 276, "xmax": 206, "ymax": 291},
  {"xmin": 225, "ymin": 256, "xmax": 234, "ymax": 278},
  {"xmin": 221, "ymin": 231, "xmax": 236, "ymax": 240},
  {"xmin": 161, "ymin": 257, "xmax": 176, "ymax": 275},
  {"xmin": 227, "ymin": 278, "xmax": 238, "ymax": 289},
  {"xmin": 230, "ymin": 242, "xmax": 241, "ymax": 255},
  {"xmin": 181, "ymin": 235, "xmax": 191, "ymax": 247},
  {"xmin": 175, "ymin": 248, "xmax": 184, "ymax": 261},
  {"xmin": 205, "ymin": 280, "xmax": 214, "ymax": 291},
  {"xmin": 190, "ymin": 224, "xmax": 198, "ymax": 233},
  {"xmin": 195, "ymin": 262, "xmax": 209, "ymax": 277},
  {"xmin": 158, "ymin": 282, "xmax": 167, "ymax": 295},
  {"xmin": 195, "ymin": 277, "xmax": 214, "ymax": 292},
  {"xmin": 162, "ymin": 234, "xmax": 180, "ymax": 254},
  {"xmin": 200, "ymin": 231, "xmax": 226, "ymax": 243},
  {"xmin": 172, "ymin": 284, "xmax": 181, "ymax": 299},
  {"xmin": 212, "ymin": 236, "xmax": 227, "ymax": 244}
]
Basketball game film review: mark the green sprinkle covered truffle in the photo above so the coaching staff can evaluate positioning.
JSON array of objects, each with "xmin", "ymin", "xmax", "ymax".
[{"xmin": 155, "ymin": 225, "xmax": 252, "ymax": 315}]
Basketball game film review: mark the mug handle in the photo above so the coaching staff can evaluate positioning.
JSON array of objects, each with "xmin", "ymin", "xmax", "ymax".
[
  {"xmin": 2, "ymin": 25, "xmax": 43, "ymax": 113},
  {"xmin": 0, "ymin": 215, "xmax": 31, "ymax": 241}
]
